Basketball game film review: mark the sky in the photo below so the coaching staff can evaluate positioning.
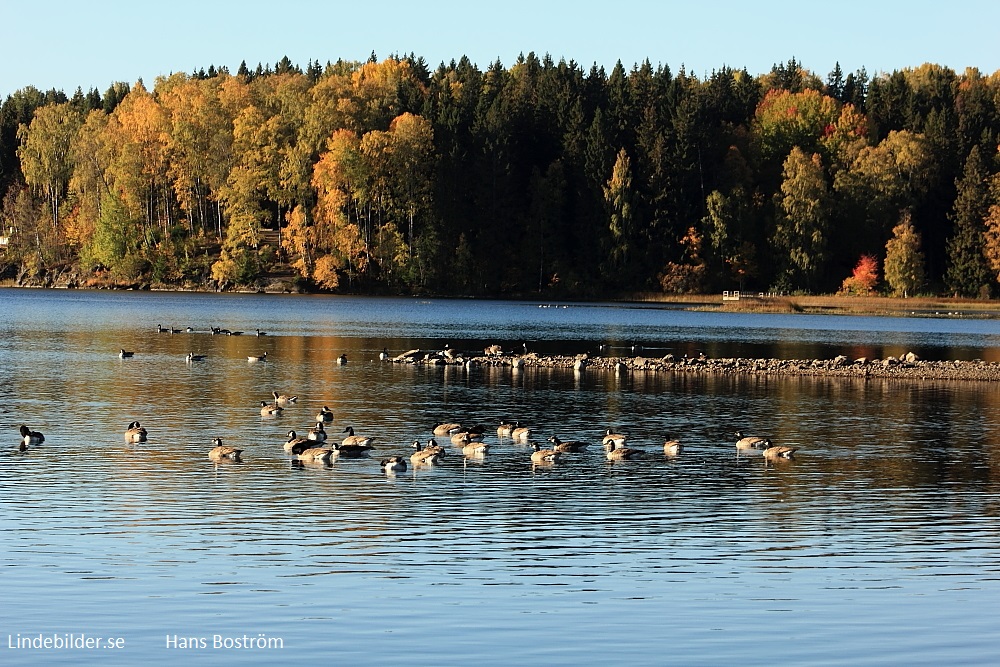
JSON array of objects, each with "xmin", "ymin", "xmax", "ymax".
[{"xmin": 3, "ymin": 0, "xmax": 999, "ymax": 98}]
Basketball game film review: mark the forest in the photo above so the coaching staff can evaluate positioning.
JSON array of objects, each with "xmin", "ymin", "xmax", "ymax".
[{"xmin": 1, "ymin": 53, "xmax": 1000, "ymax": 298}]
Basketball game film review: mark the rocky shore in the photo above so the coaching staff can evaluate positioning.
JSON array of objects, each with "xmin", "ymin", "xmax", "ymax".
[{"xmin": 390, "ymin": 349, "xmax": 1000, "ymax": 382}]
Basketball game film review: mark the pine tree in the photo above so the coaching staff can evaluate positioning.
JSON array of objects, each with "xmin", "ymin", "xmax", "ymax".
[{"xmin": 945, "ymin": 146, "xmax": 992, "ymax": 296}]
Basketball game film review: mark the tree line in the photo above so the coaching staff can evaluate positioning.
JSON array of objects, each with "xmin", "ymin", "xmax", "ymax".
[{"xmin": 2, "ymin": 53, "xmax": 1000, "ymax": 297}]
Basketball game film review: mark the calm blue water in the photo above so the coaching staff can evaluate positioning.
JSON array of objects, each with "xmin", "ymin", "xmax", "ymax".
[{"xmin": 2, "ymin": 289, "xmax": 1000, "ymax": 666}]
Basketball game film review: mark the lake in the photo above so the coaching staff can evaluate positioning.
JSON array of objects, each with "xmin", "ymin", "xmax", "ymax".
[{"xmin": 2, "ymin": 288, "xmax": 1000, "ymax": 666}]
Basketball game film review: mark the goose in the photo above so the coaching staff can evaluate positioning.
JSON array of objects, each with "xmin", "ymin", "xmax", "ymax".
[
  {"xmin": 185, "ymin": 352, "xmax": 206, "ymax": 362},
  {"xmin": 19, "ymin": 425, "xmax": 44, "ymax": 447},
  {"xmin": 602, "ymin": 429, "xmax": 628, "ymax": 448},
  {"xmin": 380, "ymin": 456, "xmax": 408, "ymax": 474},
  {"xmin": 663, "ymin": 438, "xmax": 683, "ymax": 456},
  {"xmin": 157, "ymin": 324, "xmax": 179, "ymax": 334},
  {"xmin": 272, "ymin": 390, "xmax": 298, "ymax": 405},
  {"xmin": 315, "ymin": 406, "xmax": 334, "ymax": 423},
  {"xmin": 734, "ymin": 431, "xmax": 769, "ymax": 451},
  {"xmin": 248, "ymin": 352, "xmax": 267, "ymax": 363},
  {"xmin": 208, "ymin": 437, "xmax": 243, "ymax": 462},
  {"xmin": 451, "ymin": 430, "xmax": 484, "ymax": 444},
  {"xmin": 307, "ymin": 422, "xmax": 327, "ymax": 442},
  {"xmin": 227, "ymin": 330, "xmax": 244, "ymax": 336},
  {"xmin": 283, "ymin": 430, "xmax": 312, "ymax": 453},
  {"xmin": 547, "ymin": 435, "xmax": 588, "ymax": 453},
  {"xmin": 461, "ymin": 440, "xmax": 489, "ymax": 457},
  {"xmin": 186, "ymin": 326, "xmax": 194, "ymax": 332},
  {"xmin": 255, "ymin": 328, "xmax": 267, "ymax": 336},
  {"xmin": 336, "ymin": 354, "xmax": 348, "ymax": 365},
  {"xmin": 260, "ymin": 401, "xmax": 283, "ymax": 417},
  {"xmin": 497, "ymin": 420, "xmax": 517, "ymax": 438},
  {"xmin": 511, "ymin": 424, "xmax": 531, "ymax": 442},
  {"xmin": 530, "ymin": 441, "xmax": 561, "ymax": 463},
  {"xmin": 124, "ymin": 421, "xmax": 147, "ymax": 443},
  {"xmin": 293, "ymin": 444, "xmax": 334, "ymax": 463},
  {"xmin": 334, "ymin": 441, "xmax": 373, "ymax": 458},
  {"xmin": 606, "ymin": 440, "xmax": 645, "ymax": 461},
  {"xmin": 433, "ymin": 422, "xmax": 463, "ymax": 436},
  {"xmin": 341, "ymin": 426, "xmax": 374, "ymax": 449},
  {"xmin": 410, "ymin": 439, "xmax": 444, "ymax": 465},
  {"xmin": 762, "ymin": 442, "xmax": 798, "ymax": 460},
  {"xmin": 379, "ymin": 348, "xmax": 389, "ymax": 362},
  {"xmin": 118, "ymin": 349, "xmax": 134, "ymax": 359}
]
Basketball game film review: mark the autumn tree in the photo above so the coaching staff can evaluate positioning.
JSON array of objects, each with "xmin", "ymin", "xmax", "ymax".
[
  {"xmin": 883, "ymin": 211, "xmax": 926, "ymax": 297},
  {"xmin": 773, "ymin": 147, "xmax": 831, "ymax": 291},
  {"xmin": 603, "ymin": 148, "xmax": 637, "ymax": 286},
  {"xmin": 838, "ymin": 255, "xmax": 879, "ymax": 295},
  {"xmin": 16, "ymin": 102, "xmax": 83, "ymax": 233},
  {"xmin": 981, "ymin": 173, "xmax": 1000, "ymax": 285}
]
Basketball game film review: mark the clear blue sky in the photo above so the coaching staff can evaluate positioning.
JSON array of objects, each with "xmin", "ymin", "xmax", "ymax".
[{"xmin": 4, "ymin": 0, "xmax": 999, "ymax": 98}]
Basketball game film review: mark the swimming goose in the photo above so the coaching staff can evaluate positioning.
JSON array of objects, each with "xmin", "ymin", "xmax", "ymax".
[
  {"xmin": 316, "ymin": 406, "xmax": 334, "ymax": 423},
  {"xmin": 336, "ymin": 354, "xmax": 348, "ymax": 365},
  {"xmin": 663, "ymin": 438, "xmax": 683, "ymax": 456},
  {"xmin": 333, "ymin": 441, "xmax": 373, "ymax": 458},
  {"xmin": 283, "ymin": 430, "xmax": 312, "ymax": 453},
  {"xmin": 433, "ymin": 422, "xmax": 463, "ymax": 436},
  {"xmin": 379, "ymin": 348, "xmax": 389, "ymax": 362},
  {"xmin": 762, "ymin": 442, "xmax": 798, "ymax": 460},
  {"xmin": 124, "ymin": 421, "xmax": 147, "ymax": 443},
  {"xmin": 185, "ymin": 352, "xmax": 206, "ymax": 362},
  {"xmin": 293, "ymin": 444, "xmax": 334, "ymax": 462},
  {"xmin": 341, "ymin": 426, "xmax": 374, "ymax": 449},
  {"xmin": 208, "ymin": 437, "xmax": 243, "ymax": 462},
  {"xmin": 260, "ymin": 401, "xmax": 283, "ymax": 417},
  {"xmin": 734, "ymin": 431, "xmax": 769, "ymax": 451},
  {"xmin": 530, "ymin": 441, "xmax": 561, "ymax": 463},
  {"xmin": 380, "ymin": 456, "xmax": 408, "ymax": 474},
  {"xmin": 307, "ymin": 422, "xmax": 327, "ymax": 442},
  {"xmin": 511, "ymin": 424, "xmax": 531, "ymax": 442},
  {"xmin": 227, "ymin": 330, "xmax": 244, "ymax": 336},
  {"xmin": 410, "ymin": 439, "xmax": 445, "ymax": 465},
  {"xmin": 248, "ymin": 352, "xmax": 267, "ymax": 363},
  {"xmin": 602, "ymin": 429, "xmax": 628, "ymax": 448},
  {"xmin": 497, "ymin": 420, "xmax": 517, "ymax": 437},
  {"xmin": 451, "ymin": 429, "xmax": 484, "ymax": 444},
  {"xmin": 118, "ymin": 349, "xmax": 134, "ymax": 358},
  {"xmin": 156, "ymin": 324, "xmax": 179, "ymax": 334},
  {"xmin": 255, "ymin": 328, "xmax": 267, "ymax": 336},
  {"xmin": 547, "ymin": 435, "xmax": 588, "ymax": 453},
  {"xmin": 606, "ymin": 440, "xmax": 645, "ymax": 461},
  {"xmin": 272, "ymin": 390, "xmax": 298, "ymax": 405},
  {"xmin": 19, "ymin": 425, "xmax": 44, "ymax": 447},
  {"xmin": 461, "ymin": 439, "xmax": 489, "ymax": 457}
]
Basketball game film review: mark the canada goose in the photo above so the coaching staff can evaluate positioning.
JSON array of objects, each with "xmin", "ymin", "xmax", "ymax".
[
  {"xmin": 451, "ymin": 430, "xmax": 484, "ymax": 444},
  {"xmin": 462, "ymin": 440, "xmax": 489, "ymax": 457},
  {"xmin": 433, "ymin": 422, "xmax": 463, "ymax": 436},
  {"xmin": 379, "ymin": 348, "xmax": 389, "ymax": 362},
  {"xmin": 336, "ymin": 354, "xmax": 348, "ymax": 365},
  {"xmin": 301, "ymin": 422, "xmax": 324, "ymax": 442},
  {"xmin": 272, "ymin": 390, "xmax": 298, "ymax": 405},
  {"xmin": 248, "ymin": 352, "xmax": 267, "ymax": 362},
  {"xmin": 334, "ymin": 441, "xmax": 373, "ymax": 458},
  {"xmin": 118, "ymin": 349, "xmax": 134, "ymax": 358},
  {"xmin": 484, "ymin": 344, "xmax": 503, "ymax": 356},
  {"xmin": 497, "ymin": 420, "xmax": 517, "ymax": 437},
  {"xmin": 256, "ymin": 328, "xmax": 267, "ymax": 336},
  {"xmin": 606, "ymin": 440, "xmax": 645, "ymax": 461},
  {"xmin": 341, "ymin": 426, "xmax": 374, "ymax": 449},
  {"xmin": 316, "ymin": 406, "xmax": 334, "ymax": 423},
  {"xmin": 157, "ymin": 324, "xmax": 178, "ymax": 334},
  {"xmin": 734, "ymin": 431, "xmax": 769, "ymax": 451},
  {"xmin": 124, "ymin": 421, "xmax": 147, "ymax": 443},
  {"xmin": 603, "ymin": 429, "xmax": 628, "ymax": 448},
  {"xmin": 185, "ymin": 352, "xmax": 206, "ymax": 362},
  {"xmin": 762, "ymin": 442, "xmax": 798, "ymax": 460},
  {"xmin": 227, "ymin": 330, "xmax": 244, "ymax": 336},
  {"xmin": 511, "ymin": 424, "xmax": 531, "ymax": 442},
  {"xmin": 293, "ymin": 444, "xmax": 334, "ymax": 463},
  {"xmin": 547, "ymin": 435, "xmax": 588, "ymax": 453},
  {"xmin": 380, "ymin": 456, "xmax": 408, "ymax": 474},
  {"xmin": 283, "ymin": 430, "xmax": 312, "ymax": 453},
  {"xmin": 410, "ymin": 439, "xmax": 444, "ymax": 465},
  {"xmin": 260, "ymin": 401, "xmax": 283, "ymax": 417},
  {"xmin": 663, "ymin": 438, "xmax": 683, "ymax": 456},
  {"xmin": 530, "ymin": 441, "xmax": 561, "ymax": 463},
  {"xmin": 208, "ymin": 437, "xmax": 243, "ymax": 462},
  {"xmin": 19, "ymin": 425, "xmax": 44, "ymax": 447}
]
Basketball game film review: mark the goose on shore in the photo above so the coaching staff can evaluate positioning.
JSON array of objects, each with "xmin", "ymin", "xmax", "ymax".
[
  {"xmin": 209, "ymin": 437, "xmax": 243, "ymax": 462},
  {"xmin": 19, "ymin": 425, "xmax": 44, "ymax": 447},
  {"xmin": 124, "ymin": 421, "xmax": 147, "ymax": 443}
]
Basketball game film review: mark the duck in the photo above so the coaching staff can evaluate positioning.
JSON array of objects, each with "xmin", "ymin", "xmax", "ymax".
[
  {"xmin": 497, "ymin": 420, "xmax": 517, "ymax": 437},
  {"xmin": 19, "ymin": 425, "xmax": 44, "ymax": 447},
  {"xmin": 118, "ymin": 349, "xmax": 134, "ymax": 359},
  {"xmin": 663, "ymin": 437, "xmax": 683, "ymax": 456},
  {"xmin": 602, "ymin": 428, "xmax": 628, "ymax": 448},
  {"xmin": 410, "ymin": 439, "xmax": 445, "ymax": 465},
  {"xmin": 511, "ymin": 423, "xmax": 531, "ymax": 442},
  {"xmin": 272, "ymin": 390, "xmax": 298, "ymax": 405},
  {"xmin": 315, "ymin": 406, "xmax": 334, "ymax": 423},
  {"xmin": 185, "ymin": 352, "xmax": 206, "ymax": 362},
  {"xmin": 762, "ymin": 441, "xmax": 799, "ymax": 460},
  {"xmin": 208, "ymin": 437, "xmax": 243, "ymax": 462},
  {"xmin": 734, "ymin": 431, "xmax": 769, "ymax": 451},
  {"xmin": 547, "ymin": 435, "xmax": 588, "ymax": 453},
  {"xmin": 283, "ymin": 430, "xmax": 312, "ymax": 453},
  {"xmin": 606, "ymin": 440, "xmax": 645, "ymax": 461},
  {"xmin": 260, "ymin": 401, "xmax": 283, "ymax": 417},
  {"xmin": 336, "ymin": 354, "xmax": 348, "ymax": 365},
  {"xmin": 433, "ymin": 422, "xmax": 463, "ymax": 436},
  {"xmin": 248, "ymin": 352, "xmax": 267, "ymax": 363},
  {"xmin": 307, "ymin": 422, "xmax": 327, "ymax": 442},
  {"xmin": 124, "ymin": 421, "xmax": 147, "ymax": 443},
  {"xmin": 341, "ymin": 426, "xmax": 374, "ymax": 449},
  {"xmin": 380, "ymin": 456, "xmax": 408, "ymax": 474},
  {"xmin": 530, "ymin": 441, "xmax": 561, "ymax": 463}
]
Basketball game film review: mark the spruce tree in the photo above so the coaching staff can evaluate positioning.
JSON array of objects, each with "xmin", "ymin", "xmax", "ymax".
[{"xmin": 945, "ymin": 146, "xmax": 992, "ymax": 297}]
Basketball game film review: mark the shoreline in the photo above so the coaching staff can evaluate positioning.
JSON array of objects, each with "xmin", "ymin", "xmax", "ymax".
[{"xmin": 393, "ymin": 351, "xmax": 1000, "ymax": 382}]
